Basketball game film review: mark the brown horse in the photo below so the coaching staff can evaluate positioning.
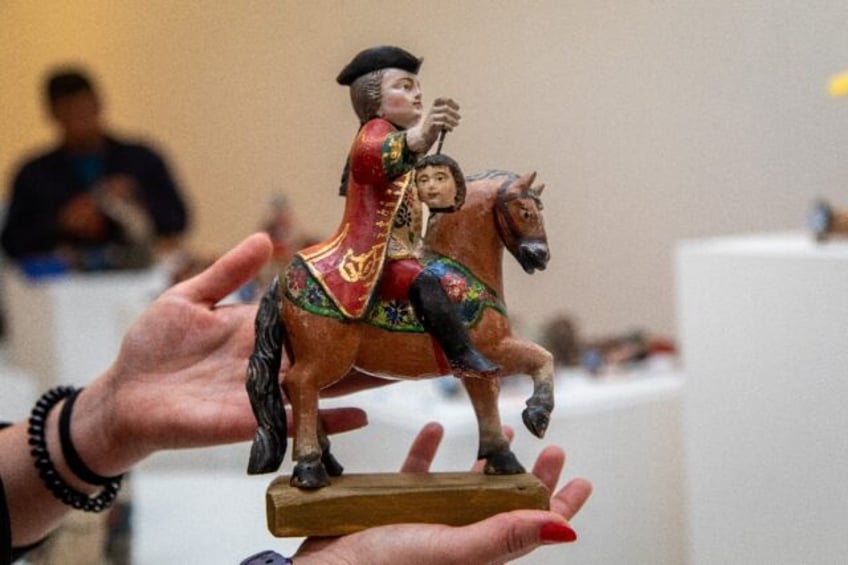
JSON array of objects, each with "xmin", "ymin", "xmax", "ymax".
[{"xmin": 246, "ymin": 170, "xmax": 555, "ymax": 488}]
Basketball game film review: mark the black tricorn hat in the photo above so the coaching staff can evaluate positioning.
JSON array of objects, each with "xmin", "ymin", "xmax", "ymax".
[{"xmin": 336, "ymin": 45, "xmax": 422, "ymax": 86}]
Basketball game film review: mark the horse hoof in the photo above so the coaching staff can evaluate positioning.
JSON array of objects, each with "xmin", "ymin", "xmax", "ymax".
[
  {"xmin": 483, "ymin": 451, "xmax": 526, "ymax": 475},
  {"xmin": 322, "ymin": 451, "xmax": 345, "ymax": 477},
  {"xmin": 246, "ymin": 428, "xmax": 284, "ymax": 475},
  {"xmin": 522, "ymin": 405, "xmax": 551, "ymax": 439},
  {"xmin": 291, "ymin": 456, "xmax": 331, "ymax": 489}
]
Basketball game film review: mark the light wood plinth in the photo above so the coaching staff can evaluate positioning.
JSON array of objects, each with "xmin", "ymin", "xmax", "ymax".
[{"xmin": 266, "ymin": 472, "xmax": 550, "ymax": 537}]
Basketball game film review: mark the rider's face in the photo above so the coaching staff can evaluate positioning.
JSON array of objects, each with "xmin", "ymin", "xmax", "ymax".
[
  {"xmin": 415, "ymin": 164, "xmax": 457, "ymax": 209},
  {"xmin": 378, "ymin": 68, "xmax": 422, "ymax": 130}
]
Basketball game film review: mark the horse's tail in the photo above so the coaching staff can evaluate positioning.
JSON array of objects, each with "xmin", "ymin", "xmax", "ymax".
[{"xmin": 246, "ymin": 276, "xmax": 288, "ymax": 474}]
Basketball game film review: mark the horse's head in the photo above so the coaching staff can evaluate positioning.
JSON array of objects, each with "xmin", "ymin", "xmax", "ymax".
[{"xmin": 494, "ymin": 171, "xmax": 550, "ymax": 274}]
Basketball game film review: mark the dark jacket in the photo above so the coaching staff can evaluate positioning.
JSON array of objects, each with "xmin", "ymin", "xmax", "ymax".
[{"xmin": 1, "ymin": 136, "xmax": 188, "ymax": 260}]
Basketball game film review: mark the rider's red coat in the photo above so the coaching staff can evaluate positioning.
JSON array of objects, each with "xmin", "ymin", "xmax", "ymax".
[{"xmin": 298, "ymin": 118, "xmax": 416, "ymax": 319}]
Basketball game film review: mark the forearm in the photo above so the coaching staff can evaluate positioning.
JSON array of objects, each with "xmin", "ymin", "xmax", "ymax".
[
  {"xmin": 404, "ymin": 127, "xmax": 438, "ymax": 156},
  {"xmin": 0, "ymin": 379, "xmax": 140, "ymax": 546},
  {"xmin": 0, "ymin": 416, "xmax": 89, "ymax": 545}
]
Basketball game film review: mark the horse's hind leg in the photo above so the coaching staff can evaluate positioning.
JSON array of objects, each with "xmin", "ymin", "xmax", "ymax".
[
  {"xmin": 463, "ymin": 377, "xmax": 525, "ymax": 475},
  {"xmin": 282, "ymin": 304, "xmax": 357, "ymax": 489}
]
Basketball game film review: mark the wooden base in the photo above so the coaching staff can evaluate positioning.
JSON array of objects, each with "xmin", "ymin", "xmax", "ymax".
[{"xmin": 266, "ymin": 472, "xmax": 550, "ymax": 537}]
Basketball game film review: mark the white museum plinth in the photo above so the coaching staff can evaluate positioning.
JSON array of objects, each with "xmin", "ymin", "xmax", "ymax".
[
  {"xmin": 3, "ymin": 267, "xmax": 167, "ymax": 389},
  {"xmin": 676, "ymin": 232, "xmax": 848, "ymax": 564}
]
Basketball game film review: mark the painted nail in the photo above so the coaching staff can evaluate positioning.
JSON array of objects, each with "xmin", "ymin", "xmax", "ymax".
[{"xmin": 539, "ymin": 522, "xmax": 577, "ymax": 544}]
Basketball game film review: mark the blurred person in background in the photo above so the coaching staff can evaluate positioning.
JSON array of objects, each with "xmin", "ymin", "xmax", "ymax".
[{"xmin": 0, "ymin": 66, "xmax": 189, "ymax": 272}]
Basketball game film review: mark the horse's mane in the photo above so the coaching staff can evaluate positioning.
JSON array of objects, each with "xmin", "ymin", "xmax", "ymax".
[{"xmin": 464, "ymin": 169, "xmax": 519, "ymax": 184}]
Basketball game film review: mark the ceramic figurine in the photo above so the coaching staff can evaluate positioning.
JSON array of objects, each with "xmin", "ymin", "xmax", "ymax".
[{"xmin": 245, "ymin": 46, "xmax": 555, "ymax": 490}]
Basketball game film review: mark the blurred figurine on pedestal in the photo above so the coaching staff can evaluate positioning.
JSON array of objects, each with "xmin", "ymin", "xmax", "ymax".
[
  {"xmin": 808, "ymin": 200, "xmax": 848, "ymax": 242},
  {"xmin": 541, "ymin": 313, "xmax": 676, "ymax": 376},
  {"xmin": 241, "ymin": 194, "xmax": 317, "ymax": 301}
]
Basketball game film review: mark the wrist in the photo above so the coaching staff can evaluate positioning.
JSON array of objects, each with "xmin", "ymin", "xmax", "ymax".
[
  {"xmin": 27, "ymin": 386, "xmax": 124, "ymax": 512},
  {"xmin": 404, "ymin": 128, "xmax": 434, "ymax": 156},
  {"xmin": 42, "ymin": 397, "xmax": 99, "ymax": 495},
  {"xmin": 71, "ymin": 376, "xmax": 142, "ymax": 477}
]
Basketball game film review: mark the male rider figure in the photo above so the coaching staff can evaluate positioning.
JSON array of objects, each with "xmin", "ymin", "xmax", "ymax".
[{"xmin": 298, "ymin": 46, "xmax": 498, "ymax": 377}]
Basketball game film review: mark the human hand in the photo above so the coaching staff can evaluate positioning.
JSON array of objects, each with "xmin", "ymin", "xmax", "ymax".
[
  {"xmin": 71, "ymin": 233, "xmax": 367, "ymax": 476},
  {"xmin": 100, "ymin": 174, "xmax": 138, "ymax": 201},
  {"xmin": 406, "ymin": 97, "xmax": 461, "ymax": 154},
  {"xmin": 294, "ymin": 423, "xmax": 592, "ymax": 565},
  {"xmin": 58, "ymin": 192, "xmax": 107, "ymax": 239}
]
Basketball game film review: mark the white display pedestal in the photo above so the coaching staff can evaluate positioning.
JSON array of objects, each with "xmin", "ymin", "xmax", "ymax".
[
  {"xmin": 2, "ymin": 267, "xmax": 167, "ymax": 389},
  {"xmin": 676, "ymin": 232, "xmax": 848, "ymax": 564}
]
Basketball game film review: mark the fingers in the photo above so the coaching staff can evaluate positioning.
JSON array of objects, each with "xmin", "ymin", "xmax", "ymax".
[
  {"xmin": 400, "ymin": 422, "xmax": 444, "ymax": 472},
  {"xmin": 448, "ymin": 510, "xmax": 577, "ymax": 563},
  {"xmin": 530, "ymin": 445, "xmax": 565, "ymax": 493},
  {"xmin": 527, "ymin": 444, "xmax": 592, "ymax": 521},
  {"xmin": 296, "ymin": 510, "xmax": 576, "ymax": 565},
  {"xmin": 173, "ymin": 232, "xmax": 273, "ymax": 306},
  {"xmin": 429, "ymin": 97, "xmax": 461, "ymax": 132},
  {"xmin": 549, "ymin": 478, "xmax": 593, "ymax": 521},
  {"xmin": 316, "ymin": 407, "xmax": 369, "ymax": 436}
]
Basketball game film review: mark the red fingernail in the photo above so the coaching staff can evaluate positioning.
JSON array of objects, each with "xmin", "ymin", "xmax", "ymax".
[{"xmin": 539, "ymin": 522, "xmax": 577, "ymax": 543}]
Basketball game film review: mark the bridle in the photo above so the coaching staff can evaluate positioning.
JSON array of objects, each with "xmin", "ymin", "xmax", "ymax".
[{"xmin": 494, "ymin": 179, "xmax": 544, "ymax": 256}]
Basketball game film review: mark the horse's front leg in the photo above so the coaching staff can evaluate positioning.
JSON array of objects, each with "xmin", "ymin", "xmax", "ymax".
[
  {"xmin": 284, "ymin": 364, "xmax": 329, "ymax": 489},
  {"xmin": 463, "ymin": 377, "xmax": 525, "ymax": 475},
  {"xmin": 496, "ymin": 337, "xmax": 555, "ymax": 439}
]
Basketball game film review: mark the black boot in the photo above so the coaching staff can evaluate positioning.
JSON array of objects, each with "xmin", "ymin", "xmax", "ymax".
[{"xmin": 409, "ymin": 270, "xmax": 500, "ymax": 376}]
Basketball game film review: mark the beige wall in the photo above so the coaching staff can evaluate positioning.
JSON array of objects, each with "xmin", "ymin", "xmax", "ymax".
[{"xmin": 3, "ymin": 1, "xmax": 848, "ymax": 338}]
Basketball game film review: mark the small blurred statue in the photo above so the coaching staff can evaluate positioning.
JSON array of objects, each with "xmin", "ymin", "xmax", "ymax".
[
  {"xmin": 808, "ymin": 200, "xmax": 848, "ymax": 242},
  {"xmin": 250, "ymin": 194, "xmax": 315, "ymax": 299},
  {"xmin": 262, "ymin": 194, "xmax": 307, "ymax": 268},
  {"xmin": 540, "ymin": 315, "xmax": 581, "ymax": 368},
  {"xmin": 541, "ymin": 313, "xmax": 676, "ymax": 376}
]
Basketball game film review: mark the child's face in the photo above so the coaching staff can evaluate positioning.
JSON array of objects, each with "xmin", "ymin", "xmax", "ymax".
[{"xmin": 415, "ymin": 164, "xmax": 456, "ymax": 209}]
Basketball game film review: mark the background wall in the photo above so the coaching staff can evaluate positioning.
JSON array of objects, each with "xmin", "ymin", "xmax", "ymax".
[{"xmin": 3, "ymin": 0, "xmax": 848, "ymax": 339}]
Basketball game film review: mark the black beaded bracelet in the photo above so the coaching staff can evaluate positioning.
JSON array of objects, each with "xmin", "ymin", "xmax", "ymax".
[
  {"xmin": 28, "ymin": 386, "xmax": 123, "ymax": 513},
  {"xmin": 59, "ymin": 387, "xmax": 123, "ymax": 487}
]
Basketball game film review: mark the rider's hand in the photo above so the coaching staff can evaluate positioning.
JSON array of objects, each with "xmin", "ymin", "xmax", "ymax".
[
  {"xmin": 293, "ymin": 422, "xmax": 592, "ymax": 565},
  {"xmin": 406, "ymin": 97, "xmax": 461, "ymax": 154}
]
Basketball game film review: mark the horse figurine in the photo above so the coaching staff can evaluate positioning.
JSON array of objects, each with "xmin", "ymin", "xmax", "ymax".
[{"xmin": 246, "ymin": 169, "xmax": 555, "ymax": 489}]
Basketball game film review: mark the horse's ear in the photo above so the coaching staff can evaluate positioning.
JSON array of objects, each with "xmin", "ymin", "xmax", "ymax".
[
  {"xmin": 519, "ymin": 171, "xmax": 537, "ymax": 190},
  {"xmin": 532, "ymin": 183, "xmax": 546, "ymax": 197}
]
